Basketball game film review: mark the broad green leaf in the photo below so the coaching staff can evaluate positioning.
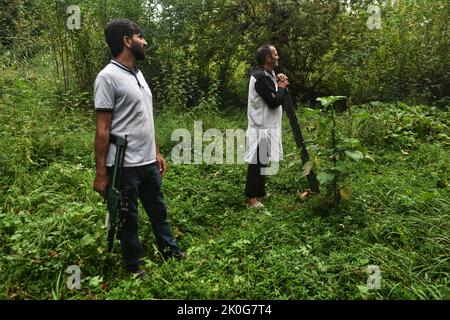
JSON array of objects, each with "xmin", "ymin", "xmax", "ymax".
[
  {"xmin": 357, "ymin": 285, "xmax": 369, "ymax": 294},
  {"xmin": 418, "ymin": 192, "xmax": 434, "ymax": 202},
  {"xmin": 88, "ymin": 276, "xmax": 103, "ymax": 287},
  {"xmin": 80, "ymin": 234, "xmax": 95, "ymax": 247},
  {"xmin": 345, "ymin": 150, "xmax": 364, "ymax": 161},
  {"xmin": 340, "ymin": 187, "xmax": 352, "ymax": 199},
  {"xmin": 316, "ymin": 96, "xmax": 346, "ymax": 108},
  {"xmin": 342, "ymin": 138, "xmax": 361, "ymax": 148},
  {"xmin": 82, "ymin": 206, "xmax": 93, "ymax": 213},
  {"xmin": 364, "ymin": 154, "xmax": 376, "ymax": 162},
  {"xmin": 354, "ymin": 111, "xmax": 371, "ymax": 119},
  {"xmin": 332, "ymin": 161, "xmax": 348, "ymax": 173},
  {"xmin": 316, "ymin": 97, "xmax": 333, "ymax": 108},
  {"xmin": 231, "ymin": 239, "xmax": 251, "ymax": 249},
  {"xmin": 317, "ymin": 171, "xmax": 334, "ymax": 185},
  {"xmin": 302, "ymin": 161, "xmax": 314, "ymax": 176}
]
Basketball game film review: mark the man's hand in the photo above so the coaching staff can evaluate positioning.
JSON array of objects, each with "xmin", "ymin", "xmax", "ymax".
[
  {"xmin": 277, "ymin": 73, "xmax": 288, "ymax": 82},
  {"xmin": 94, "ymin": 111, "xmax": 112, "ymax": 199},
  {"xmin": 277, "ymin": 73, "xmax": 289, "ymax": 89},
  {"xmin": 156, "ymin": 153, "xmax": 167, "ymax": 176},
  {"xmin": 93, "ymin": 172, "xmax": 109, "ymax": 199}
]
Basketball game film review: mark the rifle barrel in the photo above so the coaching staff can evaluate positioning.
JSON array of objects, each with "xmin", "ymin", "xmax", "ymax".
[{"xmin": 283, "ymin": 90, "xmax": 320, "ymax": 194}]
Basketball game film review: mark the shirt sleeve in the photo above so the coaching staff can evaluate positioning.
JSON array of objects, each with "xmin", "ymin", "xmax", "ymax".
[
  {"xmin": 94, "ymin": 75, "xmax": 115, "ymax": 112},
  {"xmin": 254, "ymin": 75, "xmax": 286, "ymax": 109}
]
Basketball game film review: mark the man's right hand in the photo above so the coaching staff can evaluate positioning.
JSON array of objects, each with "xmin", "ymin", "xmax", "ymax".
[
  {"xmin": 93, "ymin": 172, "xmax": 109, "ymax": 199},
  {"xmin": 94, "ymin": 111, "xmax": 112, "ymax": 199}
]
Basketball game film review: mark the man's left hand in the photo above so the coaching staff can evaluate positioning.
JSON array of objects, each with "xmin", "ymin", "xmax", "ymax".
[
  {"xmin": 156, "ymin": 153, "xmax": 167, "ymax": 176},
  {"xmin": 277, "ymin": 73, "xmax": 289, "ymax": 82}
]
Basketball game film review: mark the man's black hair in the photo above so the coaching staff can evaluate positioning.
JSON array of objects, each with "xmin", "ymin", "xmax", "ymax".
[
  {"xmin": 255, "ymin": 44, "xmax": 274, "ymax": 66},
  {"xmin": 104, "ymin": 19, "xmax": 143, "ymax": 57}
]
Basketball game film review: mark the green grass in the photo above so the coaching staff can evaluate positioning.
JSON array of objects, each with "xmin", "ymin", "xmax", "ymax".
[{"xmin": 0, "ymin": 59, "xmax": 449, "ymax": 300}]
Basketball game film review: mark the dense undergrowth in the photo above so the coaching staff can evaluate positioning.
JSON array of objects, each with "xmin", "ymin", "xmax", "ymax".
[{"xmin": 0, "ymin": 60, "xmax": 449, "ymax": 300}]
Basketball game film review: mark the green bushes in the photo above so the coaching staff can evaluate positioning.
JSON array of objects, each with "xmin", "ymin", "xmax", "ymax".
[
  {"xmin": 1, "ymin": 0, "xmax": 449, "ymax": 299},
  {"xmin": 2, "ymin": 1, "xmax": 450, "ymax": 109},
  {"xmin": 1, "ymin": 88, "xmax": 449, "ymax": 298},
  {"xmin": 352, "ymin": 102, "xmax": 450, "ymax": 150}
]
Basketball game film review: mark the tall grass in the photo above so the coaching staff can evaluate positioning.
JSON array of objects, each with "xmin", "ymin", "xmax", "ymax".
[{"xmin": 0, "ymin": 53, "xmax": 449, "ymax": 299}]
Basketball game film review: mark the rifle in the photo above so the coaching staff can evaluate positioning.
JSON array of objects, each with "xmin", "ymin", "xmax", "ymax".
[
  {"xmin": 283, "ymin": 90, "xmax": 320, "ymax": 194},
  {"xmin": 105, "ymin": 134, "xmax": 129, "ymax": 253}
]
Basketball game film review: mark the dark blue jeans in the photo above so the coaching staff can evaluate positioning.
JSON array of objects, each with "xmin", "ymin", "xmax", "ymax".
[{"xmin": 107, "ymin": 163, "xmax": 180, "ymax": 270}]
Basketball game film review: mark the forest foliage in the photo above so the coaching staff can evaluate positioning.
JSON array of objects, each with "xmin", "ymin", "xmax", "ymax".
[
  {"xmin": 1, "ymin": 0, "xmax": 449, "ymax": 107},
  {"xmin": 0, "ymin": 0, "xmax": 449, "ymax": 300}
]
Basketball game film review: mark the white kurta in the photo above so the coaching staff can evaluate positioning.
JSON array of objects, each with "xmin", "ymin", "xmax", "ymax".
[{"xmin": 245, "ymin": 69, "xmax": 283, "ymax": 164}]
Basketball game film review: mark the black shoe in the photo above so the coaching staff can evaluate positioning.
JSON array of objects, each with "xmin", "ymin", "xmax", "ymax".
[
  {"xmin": 127, "ymin": 267, "xmax": 146, "ymax": 279},
  {"xmin": 163, "ymin": 250, "xmax": 187, "ymax": 261},
  {"xmin": 135, "ymin": 269, "xmax": 146, "ymax": 279},
  {"xmin": 172, "ymin": 250, "xmax": 187, "ymax": 260}
]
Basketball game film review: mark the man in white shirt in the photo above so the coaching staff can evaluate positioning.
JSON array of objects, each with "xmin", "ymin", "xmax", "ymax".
[{"xmin": 244, "ymin": 45, "xmax": 289, "ymax": 208}]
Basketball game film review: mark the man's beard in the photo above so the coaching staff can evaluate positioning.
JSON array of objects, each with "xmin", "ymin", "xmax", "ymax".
[{"xmin": 131, "ymin": 43, "xmax": 146, "ymax": 60}]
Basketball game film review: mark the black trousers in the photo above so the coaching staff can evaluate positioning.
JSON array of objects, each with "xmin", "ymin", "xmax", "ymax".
[
  {"xmin": 244, "ymin": 145, "xmax": 267, "ymax": 198},
  {"xmin": 107, "ymin": 163, "xmax": 180, "ymax": 270}
]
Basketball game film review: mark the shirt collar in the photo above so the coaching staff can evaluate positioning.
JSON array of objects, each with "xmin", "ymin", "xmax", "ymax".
[
  {"xmin": 110, "ymin": 59, "xmax": 144, "ymax": 89},
  {"xmin": 255, "ymin": 66, "xmax": 276, "ymax": 78},
  {"xmin": 110, "ymin": 59, "xmax": 139, "ymax": 74}
]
